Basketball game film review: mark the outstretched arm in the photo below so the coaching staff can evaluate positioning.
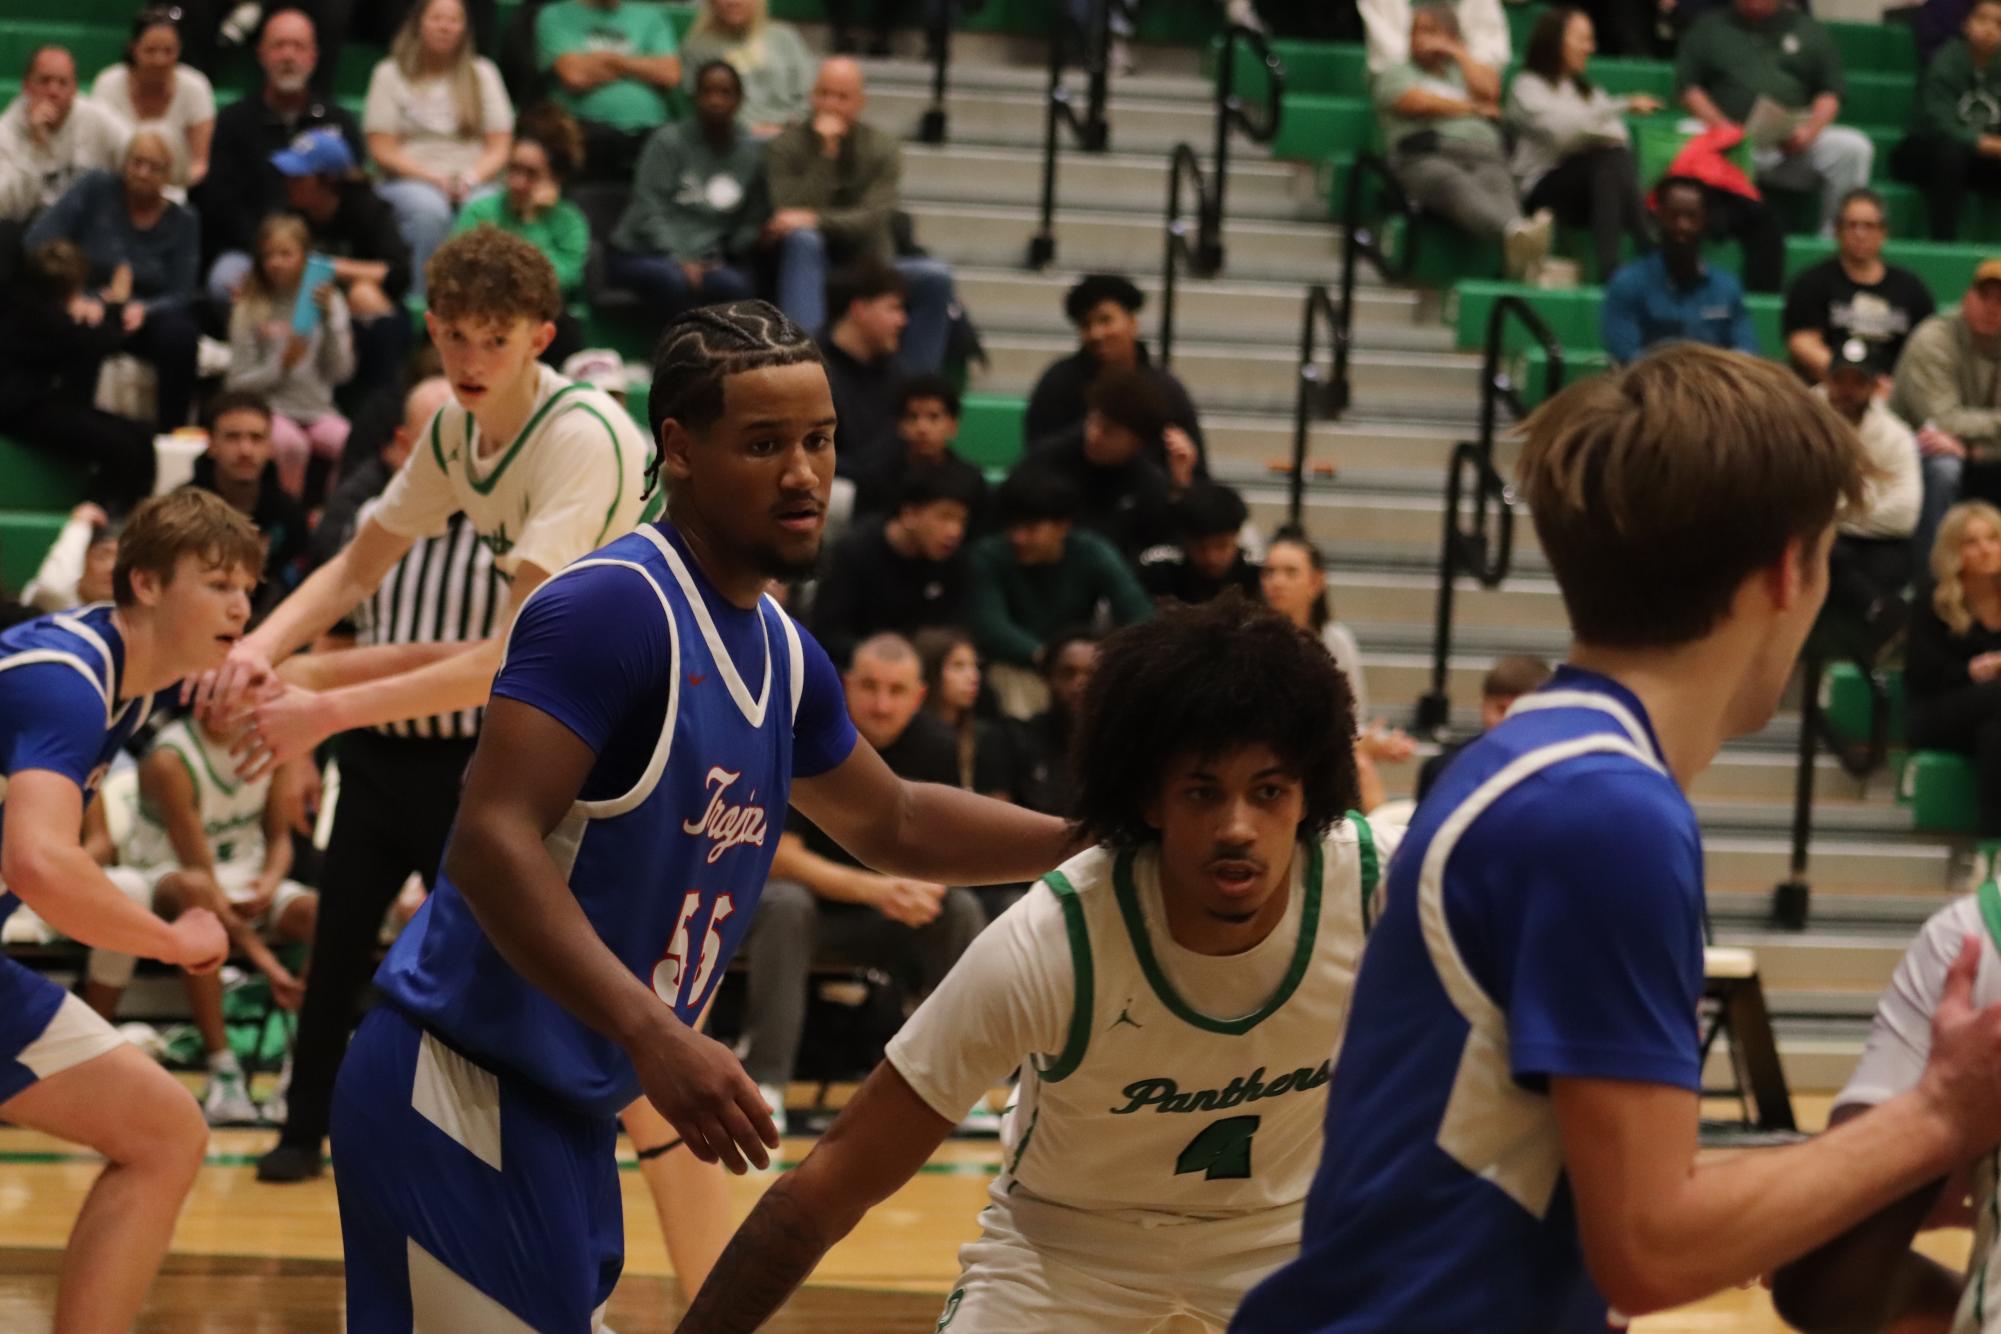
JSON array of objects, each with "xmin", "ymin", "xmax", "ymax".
[
  {"xmin": 676, "ymin": 1062, "xmax": 954, "ymax": 1332},
  {"xmin": 789, "ymin": 739, "xmax": 1077, "ymax": 886}
]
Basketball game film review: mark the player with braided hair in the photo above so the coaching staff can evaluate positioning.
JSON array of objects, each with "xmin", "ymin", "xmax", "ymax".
[{"xmin": 328, "ymin": 299, "xmax": 1079, "ymax": 1331}]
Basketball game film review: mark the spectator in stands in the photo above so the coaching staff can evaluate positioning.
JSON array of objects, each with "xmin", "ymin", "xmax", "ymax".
[
  {"xmin": 819, "ymin": 258, "xmax": 914, "ymax": 479},
  {"xmin": 185, "ymin": 391, "xmax": 312, "ymax": 612},
  {"xmin": 0, "ymin": 240, "xmax": 155, "ymax": 510},
  {"xmin": 1895, "ymin": 0, "xmax": 2001, "ymax": 242},
  {"xmin": 20, "ymin": 503, "xmax": 118, "ymax": 612},
  {"xmin": 765, "ymin": 57, "xmax": 958, "ymax": 373},
  {"xmin": 1600, "ymin": 175, "xmax": 1757, "ymax": 364},
  {"xmin": 91, "ymin": 8, "xmax": 215, "ymax": 193},
  {"xmin": 1024, "ymin": 273, "xmax": 1206, "ymax": 468},
  {"xmin": 967, "ymin": 468, "xmax": 1151, "ymax": 718},
  {"xmin": 991, "ymin": 627, "xmax": 1099, "ymax": 817},
  {"xmin": 1675, "ymin": 0, "xmax": 1874, "ymax": 236},
  {"xmin": 607, "ymin": 60, "xmax": 764, "ymax": 331},
  {"xmin": 270, "ymin": 127, "xmax": 415, "ymax": 409},
  {"xmin": 26, "ymin": 131, "xmax": 201, "ymax": 433},
  {"xmin": 914, "ymin": 627, "xmax": 989, "ymax": 792},
  {"xmin": 1890, "ymin": 264, "xmax": 2001, "ymax": 560},
  {"xmin": 1820, "ymin": 337, "xmax": 1922, "ymax": 613},
  {"xmin": 0, "ymin": 46, "xmax": 127, "ymax": 230},
  {"xmin": 536, "ymin": 0, "xmax": 683, "ymax": 178},
  {"xmin": 450, "ymin": 105, "xmax": 591, "ymax": 365},
  {"xmin": 1415, "ymin": 655, "xmax": 1553, "ymax": 799},
  {"xmin": 313, "ymin": 375, "xmax": 452, "ymax": 566},
  {"xmin": 679, "ymin": 0, "xmax": 815, "ymax": 137},
  {"xmin": 1025, "ymin": 368, "xmax": 1194, "ymax": 560},
  {"xmin": 1905, "ymin": 499, "xmax": 2001, "ymax": 836},
  {"xmin": 852, "ymin": 373, "xmax": 990, "ymax": 523},
  {"xmin": 1506, "ymin": 7, "xmax": 1659, "ymax": 282},
  {"xmin": 1783, "ymin": 189, "xmax": 1935, "ymax": 383},
  {"xmin": 364, "ymin": 0, "xmax": 516, "ymax": 297},
  {"xmin": 197, "ymin": 10, "xmax": 365, "ymax": 304},
  {"xmin": 225, "ymin": 213, "xmax": 356, "ymax": 502},
  {"xmin": 1377, "ymin": 4, "xmax": 1554, "ymax": 282},
  {"xmin": 1140, "ymin": 480, "xmax": 1262, "ymax": 604},
  {"xmin": 810, "ymin": 467, "xmax": 977, "ymax": 670},
  {"xmin": 738, "ymin": 632, "xmax": 986, "ymax": 1132},
  {"xmin": 1361, "ymin": 0, "xmax": 1509, "ymax": 73}
]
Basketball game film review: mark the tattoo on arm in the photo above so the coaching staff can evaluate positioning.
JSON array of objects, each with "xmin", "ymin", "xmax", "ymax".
[{"xmin": 677, "ymin": 1181, "xmax": 834, "ymax": 1333}]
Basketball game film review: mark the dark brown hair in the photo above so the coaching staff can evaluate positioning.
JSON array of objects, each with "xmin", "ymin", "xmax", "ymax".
[
  {"xmin": 1515, "ymin": 343, "xmax": 1866, "ymax": 648},
  {"xmin": 113, "ymin": 489, "xmax": 264, "ymax": 605}
]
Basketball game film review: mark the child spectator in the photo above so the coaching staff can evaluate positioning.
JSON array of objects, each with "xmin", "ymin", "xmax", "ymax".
[
  {"xmin": 226, "ymin": 213, "xmax": 356, "ymax": 500},
  {"xmin": 852, "ymin": 373, "xmax": 990, "ymax": 523},
  {"xmin": 1140, "ymin": 481, "xmax": 1261, "ymax": 603},
  {"xmin": 92, "ymin": 8, "xmax": 215, "ymax": 192},
  {"xmin": 365, "ymin": 0, "xmax": 515, "ymax": 298},
  {"xmin": 1025, "ymin": 272, "xmax": 1205, "ymax": 463},
  {"xmin": 1025, "ymin": 368, "xmax": 1193, "ymax": 560}
]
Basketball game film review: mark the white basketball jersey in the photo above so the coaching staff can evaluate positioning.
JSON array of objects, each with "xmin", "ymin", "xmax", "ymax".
[
  {"xmin": 124, "ymin": 718, "xmax": 269, "ymax": 876},
  {"xmin": 1954, "ymin": 884, "xmax": 2001, "ymax": 1334},
  {"xmin": 998, "ymin": 816, "xmax": 1390, "ymax": 1222}
]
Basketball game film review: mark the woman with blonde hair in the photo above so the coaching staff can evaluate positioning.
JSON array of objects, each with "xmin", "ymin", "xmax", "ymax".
[
  {"xmin": 1907, "ymin": 499, "xmax": 2001, "ymax": 835},
  {"xmin": 364, "ymin": 0, "xmax": 515, "ymax": 294},
  {"xmin": 225, "ymin": 213, "xmax": 356, "ymax": 500},
  {"xmin": 679, "ymin": 0, "xmax": 815, "ymax": 136}
]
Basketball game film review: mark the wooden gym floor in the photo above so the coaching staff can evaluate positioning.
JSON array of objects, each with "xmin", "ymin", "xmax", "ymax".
[{"xmin": 0, "ymin": 1084, "xmax": 1970, "ymax": 1332}]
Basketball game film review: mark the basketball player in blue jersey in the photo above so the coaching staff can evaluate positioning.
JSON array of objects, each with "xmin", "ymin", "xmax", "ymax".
[
  {"xmin": 0, "ymin": 489, "xmax": 262, "ymax": 1332},
  {"xmin": 1236, "ymin": 344, "xmax": 2001, "ymax": 1333},
  {"xmin": 328, "ymin": 302, "xmax": 1079, "ymax": 1333}
]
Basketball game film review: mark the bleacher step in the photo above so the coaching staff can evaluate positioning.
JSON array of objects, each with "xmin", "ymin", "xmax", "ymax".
[
  {"xmin": 952, "ymin": 266, "xmax": 1426, "ymax": 340},
  {"xmin": 901, "ymin": 144, "xmax": 1321, "ymax": 222},
  {"xmin": 907, "ymin": 200, "xmax": 1340, "ymax": 281}
]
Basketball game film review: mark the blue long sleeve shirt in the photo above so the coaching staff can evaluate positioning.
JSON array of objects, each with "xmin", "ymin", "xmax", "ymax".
[
  {"xmin": 1600, "ymin": 252, "xmax": 1757, "ymax": 365},
  {"xmin": 25, "ymin": 170, "xmax": 201, "ymax": 317}
]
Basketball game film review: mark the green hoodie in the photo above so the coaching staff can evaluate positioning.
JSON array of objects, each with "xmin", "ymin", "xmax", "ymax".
[{"xmin": 1918, "ymin": 36, "xmax": 2001, "ymax": 143}]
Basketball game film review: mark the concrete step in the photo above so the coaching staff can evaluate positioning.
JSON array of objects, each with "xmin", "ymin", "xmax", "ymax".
[
  {"xmin": 869, "ymin": 83, "xmax": 1263, "ymax": 156},
  {"xmin": 1233, "ymin": 487, "xmax": 1545, "ymax": 564},
  {"xmin": 1329, "ymin": 569, "xmax": 1568, "ymax": 635},
  {"xmin": 951, "ymin": 267, "xmax": 1427, "ymax": 345},
  {"xmin": 1200, "ymin": 415, "xmax": 1493, "ymax": 480},
  {"xmin": 978, "ymin": 333, "xmax": 1472, "ymax": 414},
  {"xmin": 907, "ymin": 201, "xmax": 1343, "ymax": 283},
  {"xmin": 861, "ymin": 50, "xmax": 1210, "ymax": 98},
  {"xmin": 1708, "ymin": 837, "xmax": 1957, "ymax": 895},
  {"xmin": 902, "ymin": 145, "xmax": 1323, "ymax": 223},
  {"xmin": 1713, "ymin": 929, "xmax": 1916, "ymax": 992}
]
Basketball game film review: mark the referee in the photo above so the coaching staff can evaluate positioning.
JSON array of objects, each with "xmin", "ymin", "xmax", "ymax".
[{"xmin": 256, "ymin": 378, "xmax": 502, "ymax": 1183}]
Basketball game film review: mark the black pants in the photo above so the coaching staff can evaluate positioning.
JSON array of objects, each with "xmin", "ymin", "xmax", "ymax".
[
  {"xmin": 1911, "ymin": 682, "xmax": 2001, "ymax": 837},
  {"xmin": 0, "ymin": 398, "xmax": 157, "ymax": 514},
  {"xmin": 127, "ymin": 305, "xmax": 200, "ymax": 432},
  {"xmin": 276, "ymin": 729, "xmax": 475, "ymax": 1153},
  {"xmin": 1892, "ymin": 132, "xmax": 2001, "ymax": 241},
  {"xmin": 340, "ymin": 313, "xmax": 413, "ymax": 419},
  {"xmin": 1526, "ymin": 146, "xmax": 1651, "ymax": 281},
  {"xmin": 1704, "ymin": 187, "xmax": 1785, "ymax": 293}
]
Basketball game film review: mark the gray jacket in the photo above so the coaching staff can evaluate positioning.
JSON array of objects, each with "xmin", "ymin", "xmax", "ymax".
[
  {"xmin": 1890, "ymin": 312, "xmax": 2001, "ymax": 458},
  {"xmin": 1504, "ymin": 72, "xmax": 1630, "ymax": 193}
]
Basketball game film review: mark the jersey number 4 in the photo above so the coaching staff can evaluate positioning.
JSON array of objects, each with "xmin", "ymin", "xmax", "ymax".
[
  {"xmin": 1175, "ymin": 1115, "xmax": 1260, "ymax": 1181},
  {"xmin": 653, "ymin": 891, "xmax": 735, "ymax": 1009}
]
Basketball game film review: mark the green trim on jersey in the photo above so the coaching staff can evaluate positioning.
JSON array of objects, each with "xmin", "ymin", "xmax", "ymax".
[
  {"xmin": 429, "ymin": 409, "xmax": 449, "ymax": 475},
  {"xmin": 1353, "ymin": 811, "xmax": 1379, "ymax": 931},
  {"xmin": 1038, "ymin": 871, "xmax": 1094, "ymax": 1084},
  {"xmin": 1111, "ymin": 840, "xmax": 1325, "ymax": 1036},
  {"xmin": 1980, "ymin": 879, "xmax": 2001, "ymax": 956},
  {"xmin": 155, "ymin": 743, "xmax": 203, "ymax": 808},
  {"xmin": 180, "ymin": 727, "xmax": 241, "ymax": 797},
  {"xmin": 573, "ymin": 401, "xmax": 629, "ymax": 548},
  {"xmin": 465, "ymin": 383, "xmax": 592, "ymax": 497},
  {"xmin": 1002, "ymin": 1106, "xmax": 1040, "ymax": 1195}
]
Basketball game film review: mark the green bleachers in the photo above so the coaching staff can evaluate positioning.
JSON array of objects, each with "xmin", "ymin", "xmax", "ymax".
[
  {"xmin": 1842, "ymin": 72, "xmax": 1917, "ymax": 131},
  {"xmin": 1903, "ymin": 750, "xmax": 1980, "ymax": 834},
  {"xmin": 957, "ymin": 394, "xmax": 1028, "ymax": 472},
  {"xmin": 1782, "ymin": 236, "xmax": 1991, "ymax": 297},
  {"xmin": 1274, "ymin": 95, "xmax": 1376, "ymax": 163},
  {"xmin": 0, "ymin": 512, "xmax": 68, "ymax": 596},
  {"xmin": 1826, "ymin": 19, "xmax": 1918, "ymax": 76},
  {"xmin": 0, "ymin": 437, "xmax": 90, "ymax": 514}
]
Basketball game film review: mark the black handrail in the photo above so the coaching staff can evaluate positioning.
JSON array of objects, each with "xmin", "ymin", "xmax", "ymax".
[
  {"xmin": 1414, "ymin": 296, "xmax": 1563, "ymax": 735},
  {"xmin": 1328, "ymin": 152, "xmax": 1416, "ymax": 419},
  {"xmin": 1158, "ymin": 24, "xmax": 1284, "ymax": 367},
  {"xmin": 918, "ymin": 0, "xmax": 953, "ymax": 143},
  {"xmin": 1771, "ymin": 650, "xmax": 1892, "ymax": 929},
  {"xmin": 1026, "ymin": 0, "xmax": 1131, "ymax": 267},
  {"xmin": 1285, "ymin": 284, "xmax": 1342, "ymax": 526}
]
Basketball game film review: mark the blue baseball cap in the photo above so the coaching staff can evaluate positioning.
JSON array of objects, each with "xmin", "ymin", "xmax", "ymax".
[{"xmin": 270, "ymin": 128, "xmax": 354, "ymax": 177}]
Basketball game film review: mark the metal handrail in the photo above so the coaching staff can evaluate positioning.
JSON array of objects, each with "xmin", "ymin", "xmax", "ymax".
[
  {"xmin": 1414, "ymin": 296, "xmax": 1563, "ymax": 735},
  {"xmin": 1284, "ymin": 284, "xmax": 1342, "ymax": 527},
  {"xmin": 918, "ymin": 0, "xmax": 954, "ymax": 143},
  {"xmin": 1772, "ymin": 649, "xmax": 1892, "ymax": 929},
  {"xmin": 1026, "ymin": 0, "xmax": 1132, "ymax": 267},
  {"xmin": 1157, "ymin": 24, "xmax": 1284, "ymax": 366},
  {"xmin": 1328, "ymin": 152, "xmax": 1415, "ymax": 419}
]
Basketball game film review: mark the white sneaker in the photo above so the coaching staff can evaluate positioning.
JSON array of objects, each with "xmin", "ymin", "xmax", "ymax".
[
  {"xmin": 260, "ymin": 1055, "xmax": 292, "ymax": 1126},
  {"xmin": 1224, "ymin": 0, "xmax": 1267, "ymax": 31},
  {"xmin": 203, "ymin": 1069, "xmax": 259, "ymax": 1126},
  {"xmin": 1503, "ymin": 209, "xmax": 1554, "ymax": 281},
  {"xmin": 757, "ymin": 1083, "xmax": 789, "ymax": 1139}
]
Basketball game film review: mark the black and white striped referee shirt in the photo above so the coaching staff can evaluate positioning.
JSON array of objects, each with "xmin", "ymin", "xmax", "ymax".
[{"xmin": 351, "ymin": 506, "xmax": 503, "ymax": 741}]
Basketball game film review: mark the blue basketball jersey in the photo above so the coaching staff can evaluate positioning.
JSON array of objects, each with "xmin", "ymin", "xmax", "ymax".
[
  {"xmin": 1233, "ymin": 668, "xmax": 1705, "ymax": 1333},
  {"xmin": 374, "ymin": 522, "xmax": 857, "ymax": 1116},
  {"xmin": 0, "ymin": 605, "xmax": 159, "ymax": 930}
]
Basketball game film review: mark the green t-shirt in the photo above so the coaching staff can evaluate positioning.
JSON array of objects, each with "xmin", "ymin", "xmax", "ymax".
[
  {"xmin": 1373, "ymin": 61, "xmax": 1503, "ymax": 155},
  {"xmin": 536, "ymin": 0, "xmax": 680, "ymax": 132},
  {"xmin": 450, "ymin": 193, "xmax": 591, "ymax": 297},
  {"xmin": 1675, "ymin": 6, "xmax": 1842, "ymax": 124}
]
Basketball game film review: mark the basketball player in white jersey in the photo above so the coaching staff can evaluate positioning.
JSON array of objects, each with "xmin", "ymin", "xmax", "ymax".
[
  {"xmin": 1772, "ymin": 884, "xmax": 2001, "ymax": 1331},
  {"xmin": 192, "ymin": 224, "xmax": 654, "ymax": 769},
  {"xmin": 678, "ymin": 594, "xmax": 1400, "ymax": 1334}
]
